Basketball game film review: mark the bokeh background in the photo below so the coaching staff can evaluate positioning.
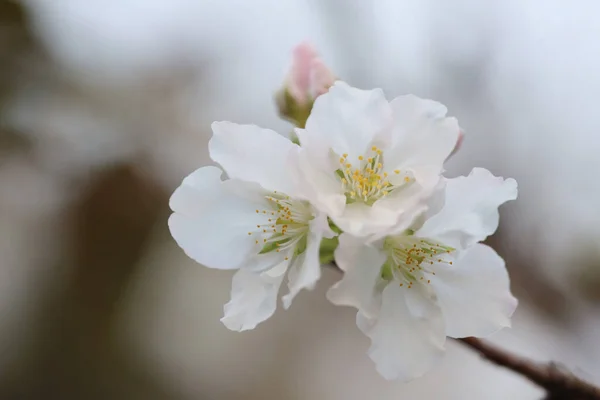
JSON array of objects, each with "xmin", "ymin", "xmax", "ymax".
[{"xmin": 1, "ymin": 0, "xmax": 600, "ymax": 398}]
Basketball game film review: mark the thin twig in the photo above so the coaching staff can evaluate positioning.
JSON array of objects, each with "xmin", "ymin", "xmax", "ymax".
[{"xmin": 458, "ymin": 337, "xmax": 600, "ymax": 399}]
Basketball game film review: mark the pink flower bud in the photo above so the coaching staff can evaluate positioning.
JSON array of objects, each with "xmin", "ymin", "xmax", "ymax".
[{"xmin": 286, "ymin": 42, "xmax": 335, "ymax": 106}]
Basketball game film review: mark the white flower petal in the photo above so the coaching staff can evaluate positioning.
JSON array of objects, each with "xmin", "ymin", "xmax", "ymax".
[
  {"xmin": 356, "ymin": 312, "xmax": 376, "ymax": 334},
  {"xmin": 221, "ymin": 262, "xmax": 288, "ymax": 331},
  {"xmin": 209, "ymin": 121, "xmax": 299, "ymax": 196},
  {"xmin": 168, "ymin": 165, "xmax": 226, "ymax": 218},
  {"xmin": 245, "ymin": 251, "xmax": 285, "ymax": 273},
  {"xmin": 168, "ymin": 167, "xmax": 266, "ymax": 270},
  {"xmin": 358, "ymin": 283, "xmax": 446, "ymax": 381},
  {"xmin": 331, "ymin": 202, "xmax": 402, "ymax": 238},
  {"xmin": 281, "ymin": 216, "xmax": 327, "ymax": 309},
  {"xmin": 363, "ymin": 181, "xmax": 435, "ymax": 239},
  {"xmin": 327, "ymin": 234, "xmax": 387, "ymax": 318},
  {"xmin": 430, "ymin": 243, "xmax": 518, "ymax": 338},
  {"xmin": 369, "ymin": 178, "xmax": 446, "ymax": 241},
  {"xmin": 291, "ymin": 145, "xmax": 347, "ymax": 217},
  {"xmin": 313, "ymin": 211, "xmax": 337, "ymax": 239},
  {"xmin": 301, "ymin": 81, "xmax": 392, "ymax": 161},
  {"xmin": 384, "ymin": 95, "xmax": 459, "ymax": 182},
  {"xmin": 391, "ymin": 94, "xmax": 449, "ymax": 121},
  {"xmin": 417, "ymin": 168, "xmax": 518, "ymax": 250}
]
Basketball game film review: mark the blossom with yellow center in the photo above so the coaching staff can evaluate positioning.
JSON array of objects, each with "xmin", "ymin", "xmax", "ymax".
[
  {"xmin": 380, "ymin": 236, "xmax": 455, "ymax": 288},
  {"xmin": 248, "ymin": 191, "xmax": 314, "ymax": 256},
  {"xmin": 336, "ymin": 146, "xmax": 414, "ymax": 205},
  {"xmin": 294, "ymin": 81, "xmax": 461, "ymax": 237},
  {"xmin": 169, "ymin": 122, "xmax": 334, "ymax": 332},
  {"xmin": 327, "ymin": 168, "xmax": 518, "ymax": 381}
]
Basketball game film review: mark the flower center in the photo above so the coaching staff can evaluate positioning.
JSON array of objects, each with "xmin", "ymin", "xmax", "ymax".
[
  {"xmin": 247, "ymin": 191, "xmax": 313, "ymax": 259},
  {"xmin": 336, "ymin": 146, "xmax": 413, "ymax": 205},
  {"xmin": 380, "ymin": 234, "xmax": 455, "ymax": 288}
]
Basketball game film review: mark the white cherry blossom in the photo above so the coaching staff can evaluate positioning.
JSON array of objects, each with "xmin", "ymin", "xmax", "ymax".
[
  {"xmin": 328, "ymin": 168, "xmax": 518, "ymax": 380},
  {"xmin": 169, "ymin": 122, "xmax": 332, "ymax": 331},
  {"xmin": 294, "ymin": 81, "xmax": 461, "ymax": 237}
]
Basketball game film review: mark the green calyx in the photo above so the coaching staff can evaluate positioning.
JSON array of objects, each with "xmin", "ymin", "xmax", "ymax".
[
  {"xmin": 318, "ymin": 218, "xmax": 343, "ymax": 264},
  {"xmin": 275, "ymin": 89, "xmax": 314, "ymax": 129}
]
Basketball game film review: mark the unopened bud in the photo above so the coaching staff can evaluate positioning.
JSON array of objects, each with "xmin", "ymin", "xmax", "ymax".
[{"xmin": 275, "ymin": 42, "xmax": 335, "ymax": 128}]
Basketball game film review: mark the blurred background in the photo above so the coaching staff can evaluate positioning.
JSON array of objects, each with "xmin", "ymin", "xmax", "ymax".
[{"xmin": 1, "ymin": 0, "xmax": 600, "ymax": 398}]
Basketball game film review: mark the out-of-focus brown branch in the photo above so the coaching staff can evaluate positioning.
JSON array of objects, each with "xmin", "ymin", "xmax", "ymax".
[{"xmin": 458, "ymin": 337, "xmax": 600, "ymax": 400}]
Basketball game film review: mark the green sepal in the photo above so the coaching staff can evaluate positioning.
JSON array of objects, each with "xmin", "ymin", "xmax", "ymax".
[
  {"xmin": 275, "ymin": 89, "xmax": 314, "ymax": 129},
  {"xmin": 290, "ymin": 133, "xmax": 300, "ymax": 145},
  {"xmin": 319, "ymin": 236, "xmax": 339, "ymax": 264},
  {"xmin": 318, "ymin": 218, "xmax": 343, "ymax": 264},
  {"xmin": 328, "ymin": 218, "xmax": 342, "ymax": 235}
]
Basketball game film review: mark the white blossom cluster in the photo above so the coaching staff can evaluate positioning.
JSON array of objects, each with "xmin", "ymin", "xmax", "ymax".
[{"xmin": 168, "ymin": 44, "xmax": 517, "ymax": 381}]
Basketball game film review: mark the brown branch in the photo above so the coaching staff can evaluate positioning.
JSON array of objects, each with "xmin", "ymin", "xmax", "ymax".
[{"xmin": 458, "ymin": 337, "xmax": 600, "ymax": 399}]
